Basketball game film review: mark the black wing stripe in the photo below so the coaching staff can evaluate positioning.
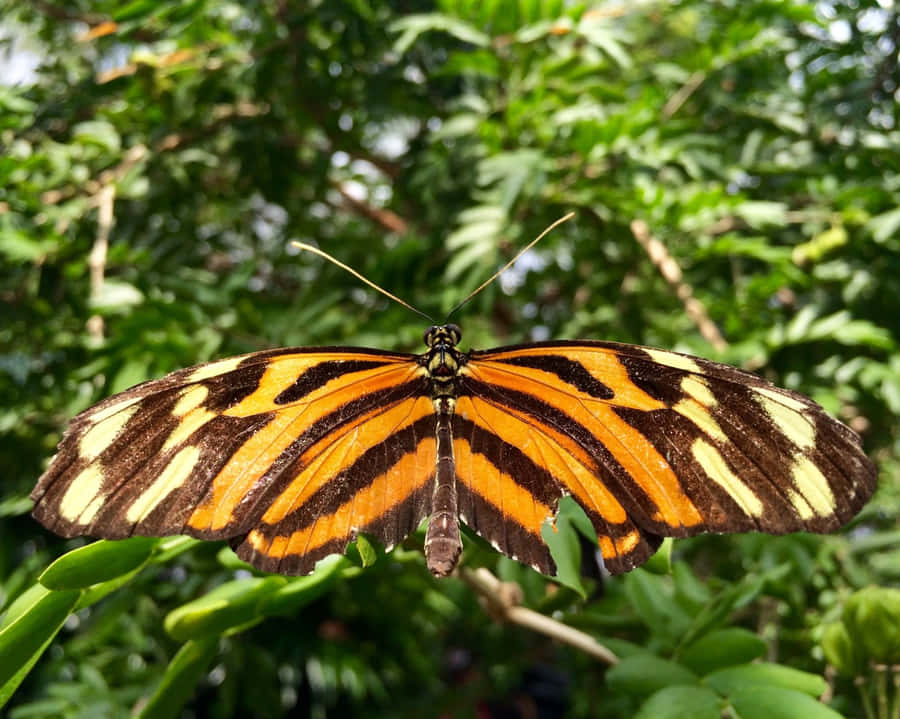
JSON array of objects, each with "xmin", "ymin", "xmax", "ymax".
[
  {"xmin": 254, "ymin": 414, "xmax": 436, "ymax": 536},
  {"xmin": 493, "ymin": 354, "xmax": 615, "ymax": 399},
  {"xmin": 455, "ymin": 481, "xmax": 555, "ymax": 575},
  {"xmin": 461, "ymin": 377, "xmax": 674, "ymax": 532},
  {"xmin": 274, "ymin": 359, "xmax": 407, "ymax": 405}
]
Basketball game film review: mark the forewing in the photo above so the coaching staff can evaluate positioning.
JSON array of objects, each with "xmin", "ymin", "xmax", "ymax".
[
  {"xmin": 460, "ymin": 341, "xmax": 877, "ymax": 575},
  {"xmin": 32, "ymin": 347, "xmax": 434, "ymax": 575}
]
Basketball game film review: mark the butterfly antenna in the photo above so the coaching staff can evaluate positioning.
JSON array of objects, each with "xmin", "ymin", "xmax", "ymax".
[
  {"xmin": 293, "ymin": 242, "xmax": 434, "ymax": 323},
  {"xmin": 445, "ymin": 211, "xmax": 575, "ymax": 321}
]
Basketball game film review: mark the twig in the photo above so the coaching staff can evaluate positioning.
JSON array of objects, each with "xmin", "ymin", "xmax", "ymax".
[
  {"xmin": 41, "ymin": 145, "xmax": 147, "ymax": 208},
  {"xmin": 822, "ymin": 665, "xmax": 836, "ymax": 704},
  {"xmin": 630, "ymin": 219, "xmax": 728, "ymax": 352},
  {"xmin": 661, "ymin": 70, "xmax": 706, "ymax": 120},
  {"xmin": 858, "ymin": 674, "xmax": 877, "ymax": 719},
  {"xmin": 330, "ymin": 180, "xmax": 408, "ymax": 234},
  {"xmin": 31, "ymin": 0, "xmax": 106, "ymax": 25},
  {"xmin": 459, "ymin": 567, "xmax": 619, "ymax": 665},
  {"xmin": 155, "ymin": 101, "xmax": 268, "ymax": 151},
  {"xmin": 86, "ymin": 185, "xmax": 115, "ymax": 340}
]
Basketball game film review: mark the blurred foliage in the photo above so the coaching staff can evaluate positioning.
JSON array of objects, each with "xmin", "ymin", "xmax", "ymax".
[{"xmin": 1, "ymin": 0, "xmax": 898, "ymax": 717}]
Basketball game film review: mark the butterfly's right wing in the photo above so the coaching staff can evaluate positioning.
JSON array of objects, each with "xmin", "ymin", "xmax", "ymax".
[{"xmin": 455, "ymin": 341, "xmax": 876, "ymax": 576}]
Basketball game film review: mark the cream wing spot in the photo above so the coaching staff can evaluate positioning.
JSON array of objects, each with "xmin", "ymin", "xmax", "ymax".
[
  {"xmin": 125, "ymin": 445, "xmax": 201, "ymax": 524},
  {"xmin": 791, "ymin": 455, "xmax": 836, "ymax": 517},
  {"xmin": 789, "ymin": 489, "xmax": 816, "ymax": 520},
  {"xmin": 692, "ymin": 438, "xmax": 764, "ymax": 518},
  {"xmin": 162, "ymin": 408, "xmax": 216, "ymax": 452},
  {"xmin": 79, "ymin": 495, "xmax": 106, "ymax": 525},
  {"xmin": 188, "ymin": 356, "xmax": 244, "ymax": 383},
  {"xmin": 755, "ymin": 386, "xmax": 808, "ymax": 412},
  {"xmin": 757, "ymin": 395, "xmax": 815, "ymax": 450},
  {"xmin": 674, "ymin": 376, "xmax": 726, "ymax": 441},
  {"xmin": 88, "ymin": 396, "xmax": 143, "ymax": 424},
  {"xmin": 79, "ymin": 405, "xmax": 139, "ymax": 462},
  {"xmin": 60, "ymin": 465, "xmax": 105, "ymax": 523},
  {"xmin": 644, "ymin": 348, "xmax": 702, "ymax": 374},
  {"xmin": 682, "ymin": 375, "xmax": 716, "ymax": 407},
  {"xmin": 162, "ymin": 386, "xmax": 215, "ymax": 452},
  {"xmin": 172, "ymin": 385, "xmax": 209, "ymax": 416}
]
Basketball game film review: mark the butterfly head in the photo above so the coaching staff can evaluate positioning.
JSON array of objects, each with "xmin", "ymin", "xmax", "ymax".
[{"xmin": 423, "ymin": 323, "xmax": 462, "ymax": 350}]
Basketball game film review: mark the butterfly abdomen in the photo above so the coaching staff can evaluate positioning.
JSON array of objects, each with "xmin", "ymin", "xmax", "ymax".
[{"xmin": 425, "ymin": 399, "xmax": 462, "ymax": 576}]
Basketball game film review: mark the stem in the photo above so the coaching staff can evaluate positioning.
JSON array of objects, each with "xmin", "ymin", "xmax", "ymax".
[
  {"xmin": 459, "ymin": 567, "xmax": 619, "ymax": 665},
  {"xmin": 860, "ymin": 675, "xmax": 877, "ymax": 719}
]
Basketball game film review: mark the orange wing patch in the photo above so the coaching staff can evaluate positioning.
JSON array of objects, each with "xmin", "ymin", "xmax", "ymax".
[
  {"xmin": 187, "ymin": 360, "xmax": 425, "ymax": 533},
  {"xmin": 464, "ymin": 353, "xmax": 704, "ymax": 531},
  {"xmin": 234, "ymin": 401, "xmax": 437, "ymax": 574}
]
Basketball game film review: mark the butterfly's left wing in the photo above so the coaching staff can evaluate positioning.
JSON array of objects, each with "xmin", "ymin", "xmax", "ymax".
[
  {"xmin": 32, "ymin": 347, "xmax": 436, "ymax": 575},
  {"xmin": 456, "ymin": 341, "xmax": 877, "ymax": 575}
]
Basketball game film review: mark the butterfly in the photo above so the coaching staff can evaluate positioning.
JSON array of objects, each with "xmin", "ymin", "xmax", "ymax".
[{"xmin": 31, "ymin": 232, "xmax": 877, "ymax": 578}]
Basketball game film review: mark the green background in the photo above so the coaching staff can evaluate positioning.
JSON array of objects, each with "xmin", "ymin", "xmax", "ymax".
[{"xmin": 1, "ymin": 1, "xmax": 898, "ymax": 717}]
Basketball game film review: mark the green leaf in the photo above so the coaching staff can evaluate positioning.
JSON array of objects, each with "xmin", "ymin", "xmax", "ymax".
[
  {"xmin": 635, "ymin": 685, "xmax": 721, "ymax": 719},
  {"xmin": 72, "ymin": 120, "xmax": 121, "ymax": 153},
  {"xmin": 75, "ymin": 565, "xmax": 147, "ymax": 611},
  {"xmin": 680, "ymin": 628, "xmax": 767, "ymax": 676},
  {"xmin": 775, "ymin": 309, "xmax": 893, "ymax": 349},
  {"xmin": 390, "ymin": 14, "xmax": 490, "ymax": 54},
  {"xmin": 842, "ymin": 585, "xmax": 900, "ymax": 665},
  {"xmin": 137, "ymin": 637, "xmax": 219, "ymax": 719},
  {"xmin": 642, "ymin": 537, "xmax": 673, "ymax": 575},
  {"xmin": 606, "ymin": 655, "xmax": 698, "ymax": 696},
  {"xmin": 624, "ymin": 570, "xmax": 692, "ymax": 644},
  {"xmin": 733, "ymin": 201, "xmax": 789, "ymax": 228},
  {"xmin": 0, "ymin": 586, "xmax": 80, "ymax": 704},
  {"xmin": 821, "ymin": 622, "xmax": 865, "ymax": 678},
  {"xmin": 868, "ymin": 206, "xmax": 900, "ymax": 245},
  {"xmin": 727, "ymin": 686, "xmax": 843, "ymax": 719},
  {"xmin": 354, "ymin": 535, "xmax": 378, "ymax": 568},
  {"xmin": 39, "ymin": 537, "xmax": 159, "ymax": 590},
  {"xmin": 0, "ymin": 86, "xmax": 36, "ymax": 115},
  {"xmin": 89, "ymin": 280, "xmax": 145, "ymax": 312},
  {"xmin": 541, "ymin": 497, "xmax": 591, "ymax": 597},
  {"xmin": 152, "ymin": 536, "xmax": 205, "ymax": 565},
  {"xmin": 577, "ymin": 17, "xmax": 632, "ymax": 68},
  {"xmin": 433, "ymin": 113, "xmax": 482, "ymax": 139},
  {"xmin": 704, "ymin": 662, "xmax": 827, "ymax": 697},
  {"xmin": 0, "ymin": 229, "xmax": 56, "ymax": 262},
  {"xmin": 258, "ymin": 556, "xmax": 348, "ymax": 616},
  {"xmin": 791, "ymin": 226, "xmax": 848, "ymax": 265},
  {"xmin": 164, "ymin": 576, "xmax": 288, "ymax": 641}
]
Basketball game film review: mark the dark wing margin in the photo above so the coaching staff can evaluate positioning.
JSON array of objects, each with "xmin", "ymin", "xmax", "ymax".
[
  {"xmin": 31, "ymin": 347, "xmax": 435, "ymax": 575},
  {"xmin": 459, "ymin": 341, "xmax": 876, "ymax": 575}
]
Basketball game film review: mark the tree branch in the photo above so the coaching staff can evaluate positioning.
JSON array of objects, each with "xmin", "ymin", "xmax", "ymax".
[
  {"xmin": 661, "ymin": 70, "xmax": 706, "ymax": 120},
  {"xmin": 459, "ymin": 567, "xmax": 619, "ymax": 665},
  {"xmin": 86, "ymin": 184, "xmax": 115, "ymax": 340},
  {"xmin": 330, "ymin": 180, "xmax": 408, "ymax": 234},
  {"xmin": 630, "ymin": 219, "xmax": 728, "ymax": 352}
]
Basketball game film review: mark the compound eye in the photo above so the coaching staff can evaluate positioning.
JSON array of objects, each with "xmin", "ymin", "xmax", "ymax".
[
  {"xmin": 446, "ymin": 323, "xmax": 462, "ymax": 344},
  {"xmin": 423, "ymin": 325, "xmax": 438, "ymax": 345}
]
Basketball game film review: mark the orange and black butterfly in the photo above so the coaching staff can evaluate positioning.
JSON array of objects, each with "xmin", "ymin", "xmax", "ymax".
[{"xmin": 31, "ymin": 238, "xmax": 877, "ymax": 578}]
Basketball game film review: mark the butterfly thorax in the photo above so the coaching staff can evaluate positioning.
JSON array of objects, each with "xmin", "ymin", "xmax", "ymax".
[{"xmin": 422, "ymin": 323, "xmax": 466, "ymax": 411}]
